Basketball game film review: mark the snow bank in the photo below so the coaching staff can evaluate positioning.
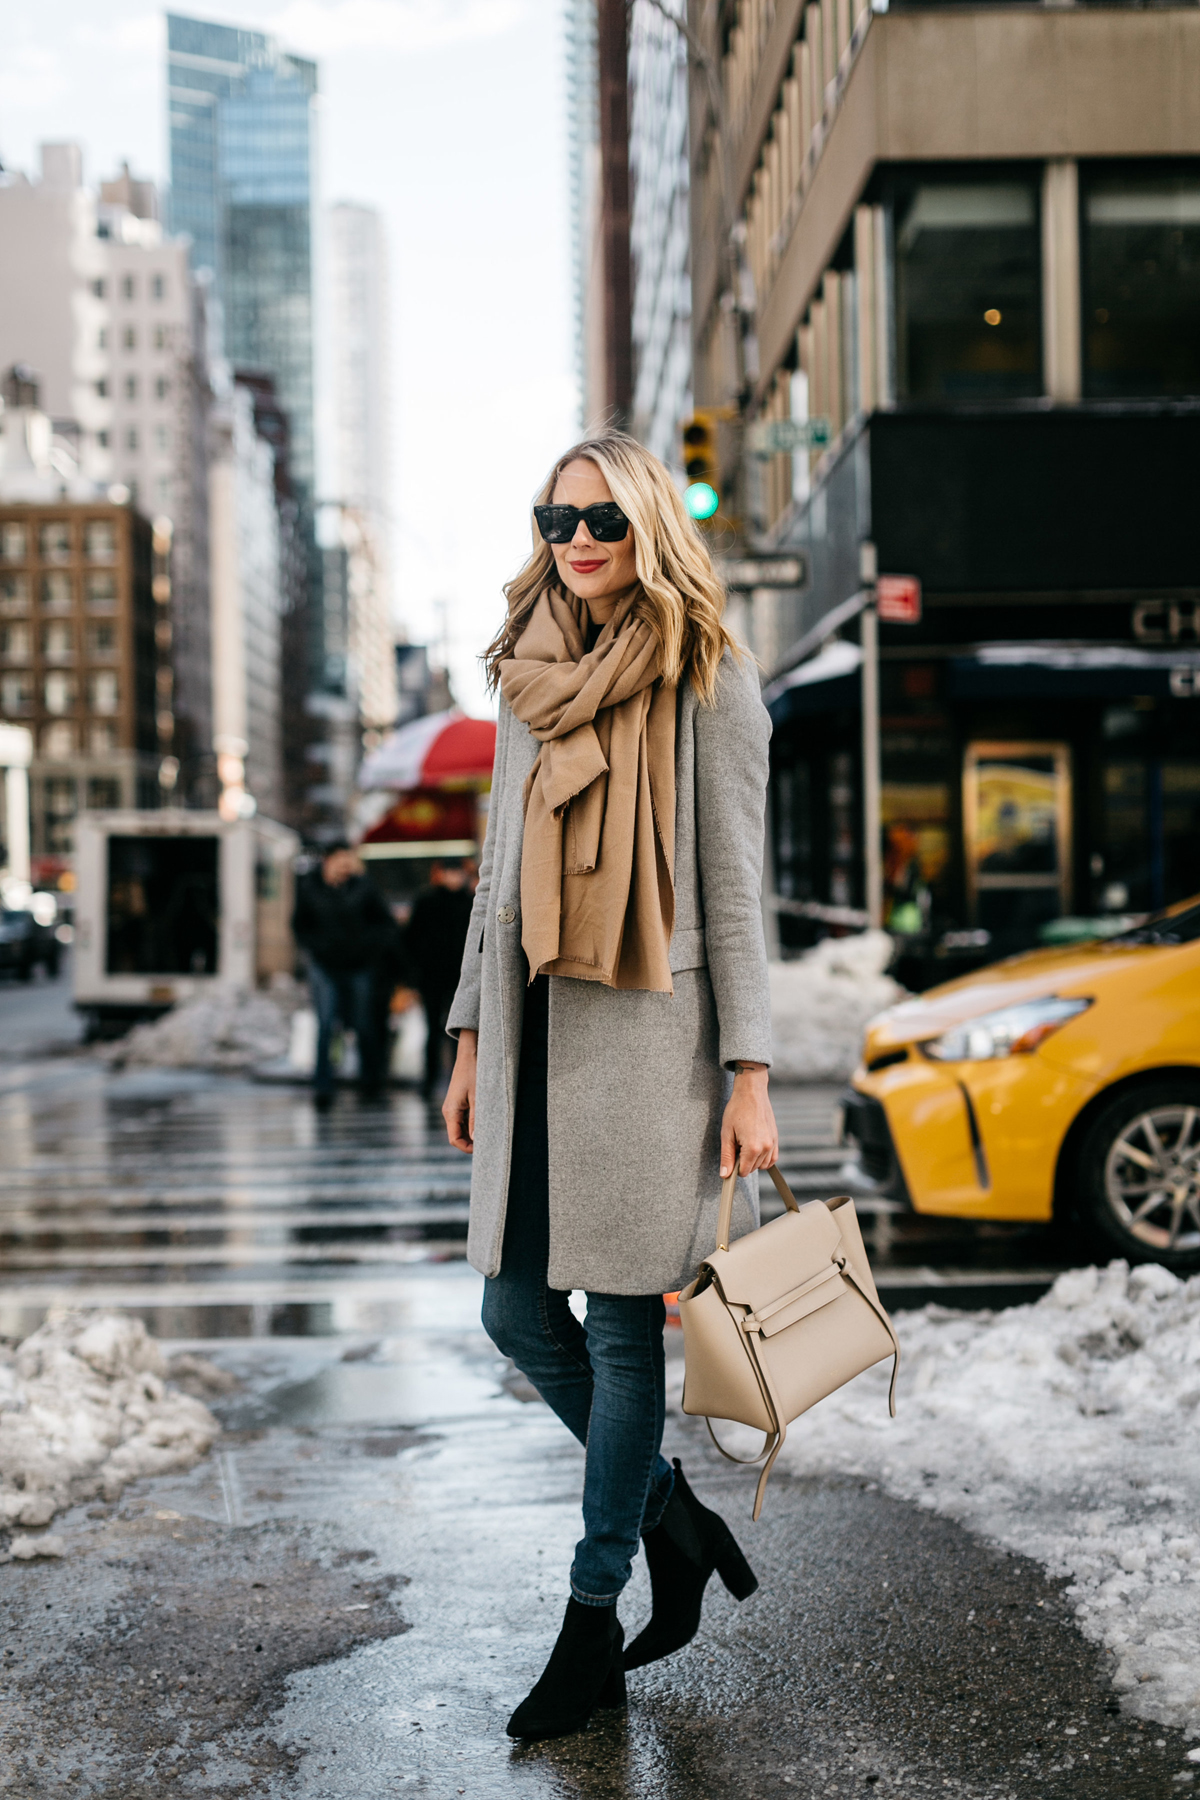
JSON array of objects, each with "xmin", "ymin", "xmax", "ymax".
[
  {"xmin": 714, "ymin": 1262, "xmax": 1200, "ymax": 1734},
  {"xmin": 0, "ymin": 1312, "xmax": 221, "ymax": 1538},
  {"xmin": 104, "ymin": 988, "xmax": 296, "ymax": 1071},
  {"xmin": 769, "ymin": 930, "xmax": 906, "ymax": 1080}
]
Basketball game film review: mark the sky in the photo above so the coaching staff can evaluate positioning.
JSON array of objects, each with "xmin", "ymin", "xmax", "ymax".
[{"xmin": 0, "ymin": 0, "xmax": 580, "ymax": 714}]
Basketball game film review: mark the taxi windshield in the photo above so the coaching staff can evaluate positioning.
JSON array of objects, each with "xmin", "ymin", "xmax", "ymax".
[{"xmin": 1107, "ymin": 900, "xmax": 1200, "ymax": 947}]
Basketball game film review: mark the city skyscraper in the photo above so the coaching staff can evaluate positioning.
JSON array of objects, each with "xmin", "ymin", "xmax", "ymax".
[
  {"xmin": 326, "ymin": 203, "xmax": 396, "ymax": 744},
  {"xmin": 166, "ymin": 13, "xmax": 318, "ymax": 495}
]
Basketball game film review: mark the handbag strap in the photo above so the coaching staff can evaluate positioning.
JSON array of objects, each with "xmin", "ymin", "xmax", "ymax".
[
  {"xmin": 717, "ymin": 1164, "xmax": 859, "ymax": 1253},
  {"xmin": 716, "ymin": 1161, "xmax": 800, "ymax": 1253}
]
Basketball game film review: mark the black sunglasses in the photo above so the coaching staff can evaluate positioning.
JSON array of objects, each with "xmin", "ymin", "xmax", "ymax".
[{"xmin": 534, "ymin": 501, "xmax": 630, "ymax": 544}]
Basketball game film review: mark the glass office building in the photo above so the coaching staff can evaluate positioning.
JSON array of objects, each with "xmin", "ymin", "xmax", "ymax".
[
  {"xmin": 166, "ymin": 14, "xmax": 317, "ymax": 494},
  {"xmin": 628, "ymin": 0, "xmax": 692, "ymax": 472}
]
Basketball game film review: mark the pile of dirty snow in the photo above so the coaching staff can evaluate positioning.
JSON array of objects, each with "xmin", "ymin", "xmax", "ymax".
[
  {"xmin": 104, "ymin": 988, "xmax": 296, "ymax": 1071},
  {"xmin": 0, "ymin": 1312, "xmax": 222, "ymax": 1546},
  {"xmin": 769, "ymin": 930, "xmax": 906, "ymax": 1080},
  {"xmin": 690, "ymin": 1261, "xmax": 1200, "ymax": 1736}
]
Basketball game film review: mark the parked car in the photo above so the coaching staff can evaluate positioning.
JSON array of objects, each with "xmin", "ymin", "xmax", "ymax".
[
  {"xmin": 0, "ymin": 906, "xmax": 60, "ymax": 981},
  {"xmin": 842, "ymin": 895, "xmax": 1200, "ymax": 1271}
]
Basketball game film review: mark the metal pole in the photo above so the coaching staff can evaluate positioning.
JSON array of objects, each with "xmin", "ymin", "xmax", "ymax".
[{"xmin": 860, "ymin": 589, "xmax": 883, "ymax": 930}]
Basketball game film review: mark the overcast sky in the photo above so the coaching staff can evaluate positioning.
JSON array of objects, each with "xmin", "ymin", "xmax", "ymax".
[{"xmin": 0, "ymin": 0, "xmax": 579, "ymax": 714}]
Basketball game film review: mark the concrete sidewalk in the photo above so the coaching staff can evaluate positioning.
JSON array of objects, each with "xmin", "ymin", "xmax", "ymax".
[{"xmin": 0, "ymin": 1268, "xmax": 1189, "ymax": 1799}]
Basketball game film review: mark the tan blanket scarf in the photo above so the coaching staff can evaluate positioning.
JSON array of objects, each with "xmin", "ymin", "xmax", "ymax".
[{"xmin": 498, "ymin": 587, "xmax": 676, "ymax": 991}]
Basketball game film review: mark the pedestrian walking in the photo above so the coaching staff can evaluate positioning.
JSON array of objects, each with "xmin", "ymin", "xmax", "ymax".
[
  {"xmin": 292, "ymin": 842, "xmax": 399, "ymax": 1107},
  {"xmin": 442, "ymin": 433, "xmax": 777, "ymax": 1740},
  {"xmin": 404, "ymin": 861, "xmax": 475, "ymax": 1098}
]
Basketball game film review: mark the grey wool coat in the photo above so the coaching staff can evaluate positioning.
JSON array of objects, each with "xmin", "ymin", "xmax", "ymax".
[{"xmin": 446, "ymin": 649, "xmax": 774, "ymax": 1295}]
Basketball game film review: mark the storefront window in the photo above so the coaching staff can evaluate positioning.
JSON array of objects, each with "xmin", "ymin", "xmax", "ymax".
[
  {"xmin": 1082, "ymin": 164, "xmax": 1200, "ymax": 399},
  {"xmin": 963, "ymin": 742, "xmax": 1072, "ymax": 938},
  {"xmin": 1103, "ymin": 758, "xmax": 1200, "ymax": 911},
  {"xmin": 892, "ymin": 173, "xmax": 1042, "ymax": 401}
]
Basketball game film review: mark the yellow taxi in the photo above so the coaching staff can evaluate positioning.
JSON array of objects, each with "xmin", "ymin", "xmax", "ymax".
[{"xmin": 841, "ymin": 896, "xmax": 1200, "ymax": 1271}]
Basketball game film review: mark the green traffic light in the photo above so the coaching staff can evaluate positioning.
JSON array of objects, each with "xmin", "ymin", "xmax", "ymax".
[{"xmin": 685, "ymin": 481, "xmax": 719, "ymax": 521}]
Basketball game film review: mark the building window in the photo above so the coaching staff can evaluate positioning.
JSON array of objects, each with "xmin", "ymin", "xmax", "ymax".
[
  {"xmin": 0, "ymin": 623, "xmax": 31, "ymax": 662},
  {"xmin": 0, "ymin": 574, "xmax": 29, "ymax": 614},
  {"xmin": 123, "ymin": 326, "xmax": 136, "ymax": 351},
  {"xmin": 155, "ymin": 476, "xmax": 172, "ymax": 506},
  {"xmin": 42, "ymin": 721, "xmax": 76, "ymax": 759},
  {"xmin": 124, "ymin": 375, "xmax": 137, "ymax": 401},
  {"xmin": 44, "ymin": 671, "xmax": 77, "ymax": 715},
  {"xmin": 97, "ymin": 430, "xmax": 110, "ymax": 449},
  {"xmin": 98, "ymin": 328, "xmax": 108, "ymax": 349},
  {"xmin": 89, "ymin": 720, "xmax": 117, "ymax": 753},
  {"xmin": 125, "ymin": 427, "xmax": 138, "ymax": 452},
  {"xmin": 41, "ymin": 572, "xmax": 73, "ymax": 611},
  {"xmin": 42, "ymin": 621, "xmax": 75, "ymax": 664},
  {"xmin": 891, "ymin": 172, "xmax": 1042, "ymax": 402},
  {"xmin": 155, "ymin": 425, "xmax": 170, "ymax": 451},
  {"xmin": 86, "ymin": 573, "xmax": 117, "ymax": 612},
  {"xmin": 153, "ymin": 326, "xmax": 166, "ymax": 351},
  {"xmin": 0, "ymin": 672, "xmax": 33, "ymax": 714},
  {"xmin": 84, "ymin": 521, "xmax": 117, "ymax": 563},
  {"xmin": 1082, "ymin": 163, "xmax": 1200, "ymax": 399},
  {"xmin": 152, "ymin": 274, "xmax": 165, "ymax": 300},
  {"xmin": 39, "ymin": 522, "xmax": 72, "ymax": 564},
  {"xmin": 43, "ymin": 777, "xmax": 77, "ymax": 853},
  {"xmin": 96, "ymin": 378, "xmax": 108, "ymax": 399},
  {"xmin": 122, "ymin": 275, "xmax": 135, "ymax": 301},
  {"xmin": 0, "ymin": 524, "xmax": 27, "ymax": 562},
  {"xmin": 87, "ymin": 776, "xmax": 121, "ymax": 808},
  {"xmin": 155, "ymin": 376, "xmax": 168, "ymax": 400},
  {"xmin": 88, "ymin": 670, "xmax": 119, "ymax": 715},
  {"xmin": 86, "ymin": 622, "xmax": 118, "ymax": 659},
  {"xmin": 92, "ymin": 278, "xmax": 106, "ymax": 298}
]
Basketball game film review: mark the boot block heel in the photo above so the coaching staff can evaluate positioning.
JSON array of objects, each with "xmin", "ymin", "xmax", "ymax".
[
  {"xmin": 713, "ymin": 1525, "xmax": 758, "ymax": 1602},
  {"xmin": 596, "ymin": 1653, "xmax": 627, "ymax": 1710}
]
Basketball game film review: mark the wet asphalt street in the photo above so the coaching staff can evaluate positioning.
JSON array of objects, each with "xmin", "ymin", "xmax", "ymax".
[{"xmin": 0, "ymin": 971, "xmax": 1193, "ymax": 1798}]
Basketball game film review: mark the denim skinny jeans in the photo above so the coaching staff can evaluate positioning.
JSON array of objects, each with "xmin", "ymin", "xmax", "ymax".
[
  {"xmin": 308, "ymin": 962, "xmax": 387, "ymax": 1094},
  {"xmin": 481, "ymin": 976, "xmax": 675, "ymax": 1606}
]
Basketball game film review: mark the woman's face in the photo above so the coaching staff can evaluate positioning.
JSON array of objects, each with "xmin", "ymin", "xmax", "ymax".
[{"xmin": 549, "ymin": 458, "xmax": 637, "ymax": 623}]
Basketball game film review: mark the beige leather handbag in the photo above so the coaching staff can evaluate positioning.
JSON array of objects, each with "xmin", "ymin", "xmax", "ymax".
[{"xmin": 679, "ymin": 1166, "xmax": 900, "ymax": 1519}]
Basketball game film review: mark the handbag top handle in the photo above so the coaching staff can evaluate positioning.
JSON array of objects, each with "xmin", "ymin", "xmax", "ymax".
[{"xmin": 716, "ymin": 1165, "xmax": 852, "ymax": 1253}]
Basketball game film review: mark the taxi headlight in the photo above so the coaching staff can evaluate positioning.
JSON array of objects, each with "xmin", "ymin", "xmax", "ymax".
[{"xmin": 922, "ymin": 996, "xmax": 1091, "ymax": 1063}]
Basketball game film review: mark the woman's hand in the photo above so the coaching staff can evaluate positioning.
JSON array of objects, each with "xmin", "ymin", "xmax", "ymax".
[
  {"xmin": 720, "ymin": 1063, "xmax": 778, "ymax": 1178},
  {"xmin": 443, "ymin": 1029, "xmax": 478, "ymax": 1152}
]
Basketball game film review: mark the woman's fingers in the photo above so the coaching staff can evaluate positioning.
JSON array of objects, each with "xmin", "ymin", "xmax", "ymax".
[{"xmin": 719, "ymin": 1116, "xmax": 738, "ymax": 1180}]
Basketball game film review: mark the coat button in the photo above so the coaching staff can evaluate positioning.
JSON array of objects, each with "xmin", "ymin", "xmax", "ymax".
[{"xmin": 497, "ymin": 905, "xmax": 516, "ymax": 924}]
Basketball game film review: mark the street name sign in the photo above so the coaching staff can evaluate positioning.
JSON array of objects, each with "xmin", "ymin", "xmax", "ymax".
[
  {"xmin": 721, "ymin": 556, "xmax": 807, "ymax": 590},
  {"xmin": 748, "ymin": 418, "xmax": 832, "ymax": 459}
]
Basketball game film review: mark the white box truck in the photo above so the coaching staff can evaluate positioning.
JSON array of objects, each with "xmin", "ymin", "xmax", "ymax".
[{"xmin": 73, "ymin": 810, "xmax": 299, "ymax": 1037}]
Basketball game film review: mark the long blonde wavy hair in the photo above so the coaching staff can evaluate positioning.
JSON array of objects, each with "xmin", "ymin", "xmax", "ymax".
[{"xmin": 484, "ymin": 433, "xmax": 739, "ymax": 704}]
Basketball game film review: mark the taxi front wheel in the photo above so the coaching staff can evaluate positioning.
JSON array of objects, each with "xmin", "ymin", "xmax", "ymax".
[{"xmin": 1076, "ymin": 1078, "xmax": 1200, "ymax": 1273}]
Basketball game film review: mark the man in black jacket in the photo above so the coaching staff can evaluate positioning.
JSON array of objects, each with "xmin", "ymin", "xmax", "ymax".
[
  {"xmin": 405, "ymin": 861, "xmax": 475, "ymax": 1097},
  {"xmin": 292, "ymin": 843, "xmax": 399, "ymax": 1104}
]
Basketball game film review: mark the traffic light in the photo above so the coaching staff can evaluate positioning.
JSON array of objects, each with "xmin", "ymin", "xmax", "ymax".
[
  {"xmin": 682, "ymin": 411, "xmax": 717, "ymax": 481},
  {"xmin": 681, "ymin": 411, "xmax": 721, "ymax": 521}
]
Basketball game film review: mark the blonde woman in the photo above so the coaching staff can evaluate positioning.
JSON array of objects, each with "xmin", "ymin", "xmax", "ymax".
[{"xmin": 443, "ymin": 433, "xmax": 777, "ymax": 1740}]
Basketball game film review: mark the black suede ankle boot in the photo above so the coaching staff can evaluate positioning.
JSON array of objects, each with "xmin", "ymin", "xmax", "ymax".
[
  {"xmin": 506, "ymin": 1597, "xmax": 626, "ymax": 1740},
  {"xmin": 623, "ymin": 1459, "xmax": 758, "ymax": 1670}
]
